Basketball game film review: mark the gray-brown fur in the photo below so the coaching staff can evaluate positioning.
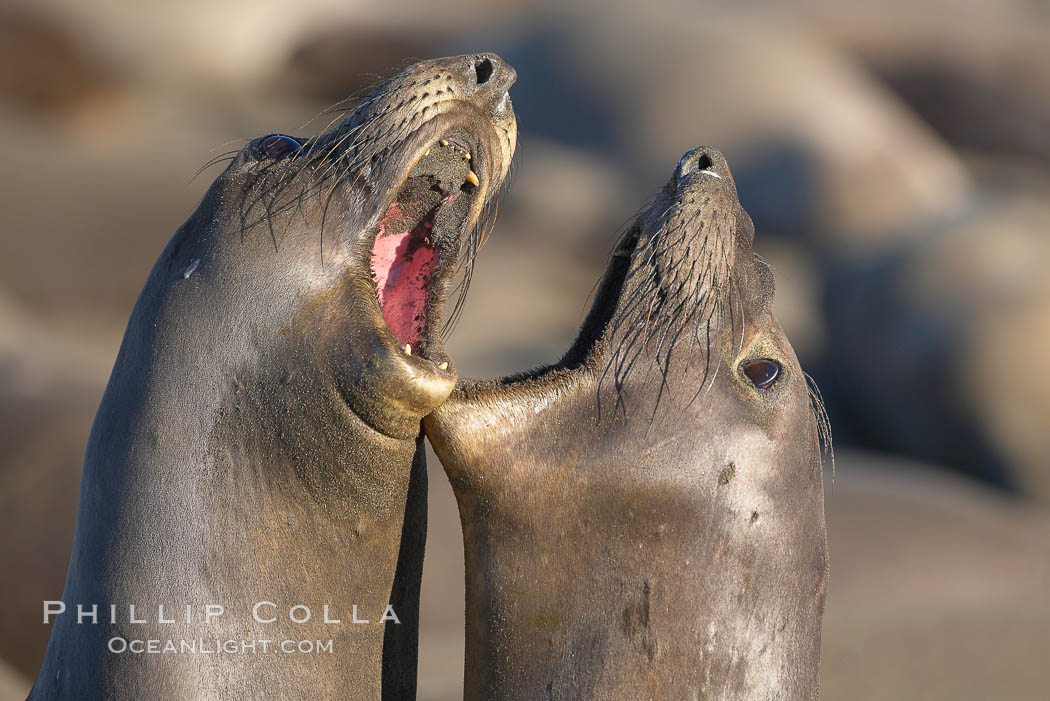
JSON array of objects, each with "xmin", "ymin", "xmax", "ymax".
[
  {"xmin": 29, "ymin": 53, "xmax": 517, "ymax": 700},
  {"xmin": 425, "ymin": 147, "xmax": 829, "ymax": 700}
]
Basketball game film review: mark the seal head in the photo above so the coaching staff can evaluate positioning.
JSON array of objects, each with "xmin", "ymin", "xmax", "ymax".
[{"xmin": 243, "ymin": 52, "xmax": 517, "ymax": 437}]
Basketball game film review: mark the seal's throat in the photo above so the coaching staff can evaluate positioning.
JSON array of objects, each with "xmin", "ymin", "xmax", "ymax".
[{"xmin": 369, "ymin": 138, "xmax": 479, "ymax": 349}]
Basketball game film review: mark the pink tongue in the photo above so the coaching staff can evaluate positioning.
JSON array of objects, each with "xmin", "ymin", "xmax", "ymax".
[{"xmin": 371, "ymin": 201, "xmax": 438, "ymax": 347}]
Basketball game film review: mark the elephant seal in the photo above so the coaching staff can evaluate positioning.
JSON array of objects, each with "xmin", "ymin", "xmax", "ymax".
[
  {"xmin": 29, "ymin": 53, "xmax": 516, "ymax": 700},
  {"xmin": 425, "ymin": 147, "xmax": 830, "ymax": 699}
]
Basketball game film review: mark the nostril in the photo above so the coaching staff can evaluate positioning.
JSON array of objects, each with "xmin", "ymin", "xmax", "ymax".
[
  {"xmin": 474, "ymin": 57, "xmax": 493, "ymax": 86},
  {"xmin": 676, "ymin": 149, "xmax": 719, "ymax": 181}
]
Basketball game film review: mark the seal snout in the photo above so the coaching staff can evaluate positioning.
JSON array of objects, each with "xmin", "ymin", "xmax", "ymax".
[
  {"xmin": 464, "ymin": 53, "xmax": 516, "ymax": 114},
  {"xmin": 674, "ymin": 146, "xmax": 730, "ymax": 183}
]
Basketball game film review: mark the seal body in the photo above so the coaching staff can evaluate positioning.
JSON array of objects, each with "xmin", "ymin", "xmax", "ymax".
[
  {"xmin": 30, "ymin": 53, "xmax": 516, "ymax": 700},
  {"xmin": 426, "ymin": 148, "xmax": 828, "ymax": 699}
]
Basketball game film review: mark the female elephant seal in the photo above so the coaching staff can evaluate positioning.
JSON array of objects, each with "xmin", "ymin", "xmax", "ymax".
[
  {"xmin": 425, "ymin": 148, "xmax": 829, "ymax": 699},
  {"xmin": 30, "ymin": 54, "xmax": 516, "ymax": 700}
]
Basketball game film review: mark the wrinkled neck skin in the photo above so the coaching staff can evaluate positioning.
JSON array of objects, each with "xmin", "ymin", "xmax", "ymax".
[{"xmin": 426, "ymin": 149, "xmax": 828, "ymax": 700}]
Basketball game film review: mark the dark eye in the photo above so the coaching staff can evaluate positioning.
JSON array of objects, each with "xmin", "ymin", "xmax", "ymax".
[
  {"xmin": 741, "ymin": 359, "xmax": 780, "ymax": 390},
  {"xmin": 259, "ymin": 134, "xmax": 302, "ymax": 159}
]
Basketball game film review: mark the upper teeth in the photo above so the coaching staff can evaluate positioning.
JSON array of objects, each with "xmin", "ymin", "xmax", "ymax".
[{"xmin": 429, "ymin": 139, "xmax": 479, "ymax": 187}]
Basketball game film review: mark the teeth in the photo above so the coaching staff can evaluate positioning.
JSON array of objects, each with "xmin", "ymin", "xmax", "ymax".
[
  {"xmin": 403, "ymin": 343, "xmax": 412, "ymax": 356},
  {"xmin": 440, "ymin": 139, "xmax": 449, "ymax": 147},
  {"xmin": 423, "ymin": 147, "xmax": 430, "ymax": 157},
  {"xmin": 465, "ymin": 170, "xmax": 480, "ymax": 187},
  {"xmin": 463, "ymin": 152, "xmax": 471, "ymax": 161},
  {"xmin": 438, "ymin": 361, "xmax": 448, "ymax": 370}
]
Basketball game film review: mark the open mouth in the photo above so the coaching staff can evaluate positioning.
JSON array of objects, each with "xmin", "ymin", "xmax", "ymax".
[{"xmin": 368, "ymin": 130, "xmax": 483, "ymax": 362}]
